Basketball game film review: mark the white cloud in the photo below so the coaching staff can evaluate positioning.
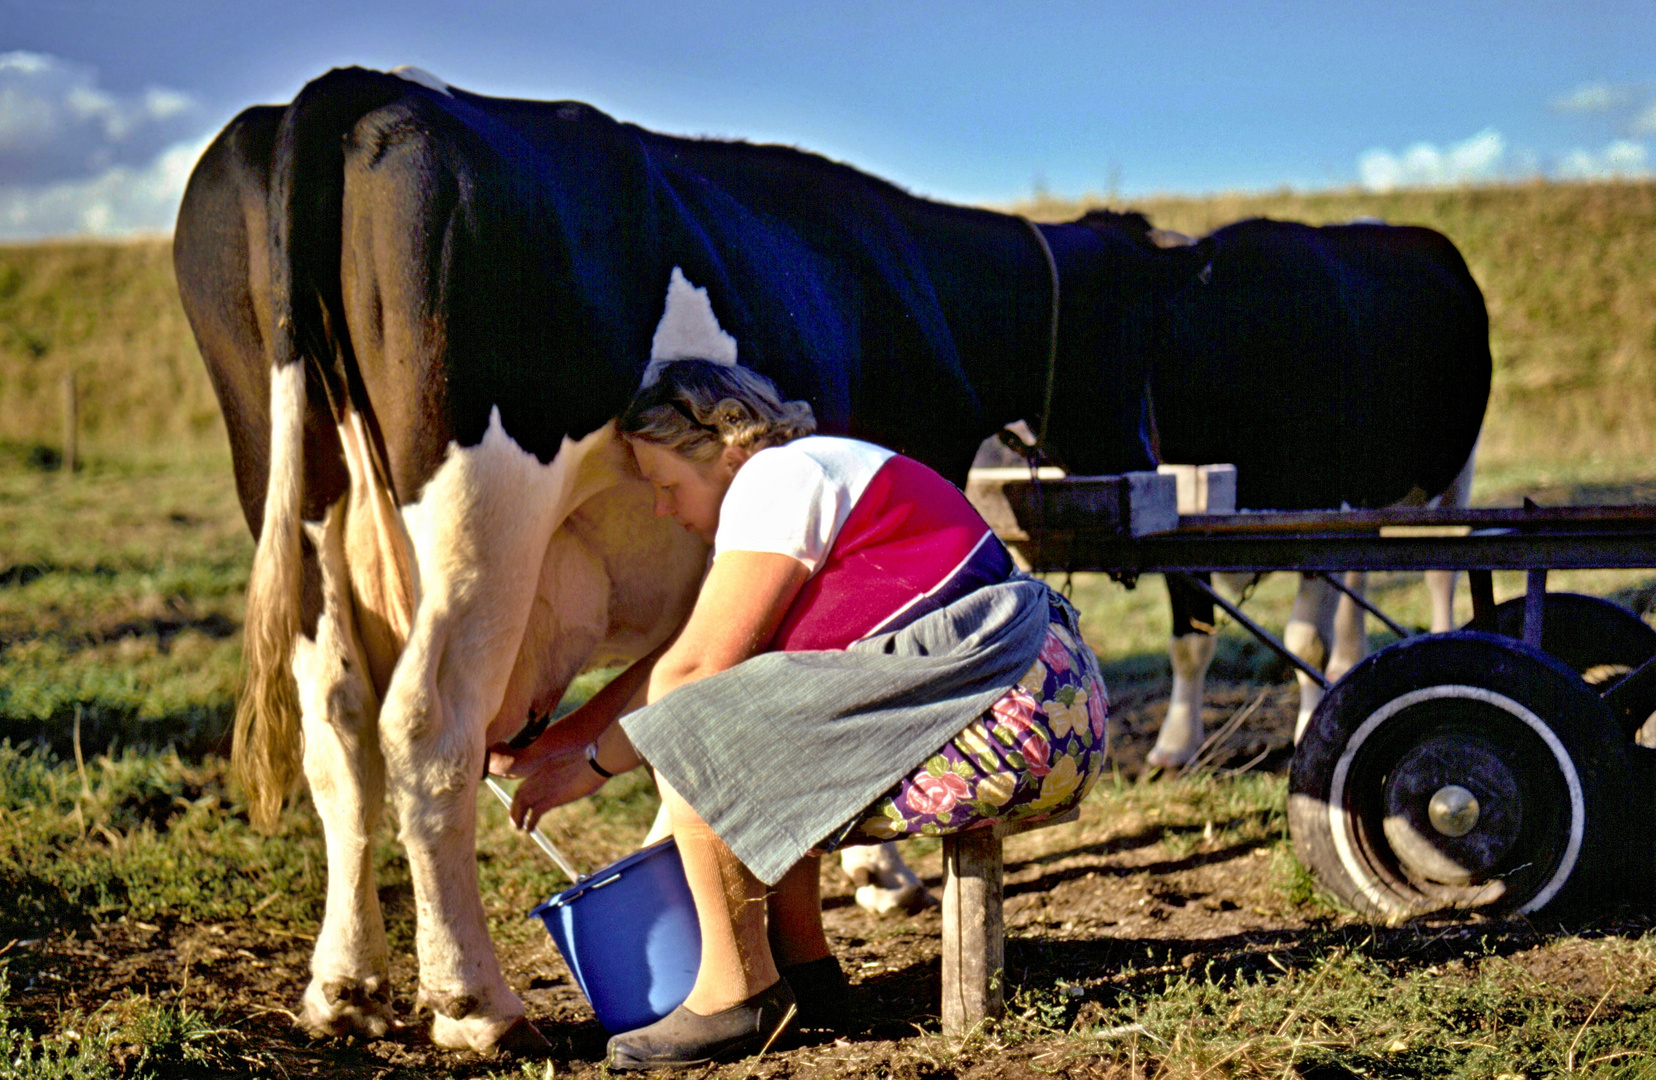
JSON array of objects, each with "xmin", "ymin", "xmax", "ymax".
[
  {"xmin": 1632, "ymin": 103, "xmax": 1656, "ymax": 137},
  {"xmin": 1552, "ymin": 81, "xmax": 1630, "ymax": 113},
  {"xmin": 0, "ymin": 50, "xmax": 201, "ymax": 186},
  {"xmin": 0, "ymin": 133, "xmax": 211, "ymax": 240},
  {"xmin": 1358, "ymin": 128, "xmax": 1506, "ymax": 192},
  {"xmin": 1556, "ymin": 139, "xmax": 1651, "ymax": 180}
]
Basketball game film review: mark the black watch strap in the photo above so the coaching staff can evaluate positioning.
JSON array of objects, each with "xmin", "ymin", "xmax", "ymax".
[{"xmin": 585, "ymin": 742, "xmax": 616, "ymax": 779}]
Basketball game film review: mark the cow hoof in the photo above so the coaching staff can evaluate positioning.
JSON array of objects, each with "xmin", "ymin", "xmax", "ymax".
[
  {"xmin": 496, "ymin": 1016, "xmax": 554, "ymax": 1056},
  {"xmin": 1144, "ymin": 744, "xmax": 1197, "ymax": 772},
  {"xmin": 301, "ymin": 976, "xmax": 396, "ymax": 1039},
  {"xmin": 430, "ymin": 1011, "xmax": 549, "ymax": 1056},
  {"xmin": 853, "ymin": 881, "xmax": 937, "ymax": 917}
]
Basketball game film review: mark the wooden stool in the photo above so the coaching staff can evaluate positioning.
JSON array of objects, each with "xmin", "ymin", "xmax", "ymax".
[{"xmin": 939, "ymin": 806, "xmax": 1080, "ymax": 1034}]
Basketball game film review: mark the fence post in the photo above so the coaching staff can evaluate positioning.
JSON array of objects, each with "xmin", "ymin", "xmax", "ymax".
[{"xmin": 61, "ymin": 371, "xmax": 77, "ymax": 474}]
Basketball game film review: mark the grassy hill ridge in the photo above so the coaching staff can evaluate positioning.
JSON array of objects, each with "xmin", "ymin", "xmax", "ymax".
[{"xmin": 3, "ymin": 179, "xmax": 1655, "ymax": 487}]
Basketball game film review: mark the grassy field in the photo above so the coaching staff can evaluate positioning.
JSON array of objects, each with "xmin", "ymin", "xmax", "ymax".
[{"xmin": 4, "ymin": 179, "xmax": 1656, "ymax": 1078}]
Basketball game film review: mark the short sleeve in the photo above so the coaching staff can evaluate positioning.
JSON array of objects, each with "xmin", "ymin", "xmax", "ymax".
[{"xmin": 714, "ymin": 446, "xmax": 850, "ymax": 573}]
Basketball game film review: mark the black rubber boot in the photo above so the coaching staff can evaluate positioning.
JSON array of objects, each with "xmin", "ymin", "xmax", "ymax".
[{"xmin": 779, "ymin": 955, "xmax": 850, "ymax": 1030}]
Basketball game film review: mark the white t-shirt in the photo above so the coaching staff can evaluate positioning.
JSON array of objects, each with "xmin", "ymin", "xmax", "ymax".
[{"xmin": 713, "ymin": 436, "xmax": 895, "ymax": 573}]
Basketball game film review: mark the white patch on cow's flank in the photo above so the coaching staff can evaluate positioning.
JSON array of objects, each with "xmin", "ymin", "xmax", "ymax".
[
  {"xmin": 390, "ymin": 66, "xmax": 453, "ymax": 96},
  {"xmin": 643, "ymin": 266, "xmax": 738, "ymax": 386}
]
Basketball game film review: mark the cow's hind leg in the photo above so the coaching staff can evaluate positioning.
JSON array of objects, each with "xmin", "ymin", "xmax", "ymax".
[
  {"xmin": 379, "ymin": 415, "xmax": 587, "ymax": 1054},
  {"xmin": 1325, "ymin": 571, "xmax": 1369, "ymax": 684},
  {"xmin": 295, "ymin": 503, "xmax": 394, "ymax": 1037},
  {"xmin": 1284, "ymin": 574, "xmax": 1342, "ymax": 742}
]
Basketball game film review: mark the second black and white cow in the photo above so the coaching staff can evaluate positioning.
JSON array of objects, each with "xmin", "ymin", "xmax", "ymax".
[
  {"xmin": 1079, "ymin": 212, "xmax": 1490, "ymax": 766},
  {"xmin": 174, "ymin": 67, "xmax": 1211, "ymax": 1052}
]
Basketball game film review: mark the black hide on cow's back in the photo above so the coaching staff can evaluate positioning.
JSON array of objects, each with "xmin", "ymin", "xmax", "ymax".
[
  {"xmin": 178, "ymin": 66, "xmax": 1215, "ymax": 533},
  {"xmin": 1144, "ymin": 217, "xmax": 1491, "ymax": 511}
]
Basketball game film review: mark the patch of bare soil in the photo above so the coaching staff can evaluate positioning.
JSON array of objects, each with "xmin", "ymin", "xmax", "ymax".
[
  {"xmin": 7, "ymin": 686, "xmax": 1643, "ymax": 1079},
  {"xmin": 1107, "ymin": 678, "xmax": 1300, "ymax": 777}
]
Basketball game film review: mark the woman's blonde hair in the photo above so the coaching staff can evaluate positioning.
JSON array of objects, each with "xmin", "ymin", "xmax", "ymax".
[{"xmin": 620, "ymin": 360, "xmax": 816, "ymax": 462}]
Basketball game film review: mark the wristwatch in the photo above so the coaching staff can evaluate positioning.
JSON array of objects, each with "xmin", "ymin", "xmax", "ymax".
[{"xmin": 585, "ymin": 741, "xmax": 616, "ymax": 779}]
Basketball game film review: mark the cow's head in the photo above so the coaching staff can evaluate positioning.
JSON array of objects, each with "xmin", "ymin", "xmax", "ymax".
[{"xmin": 1040, "ymin": 211, "xmax": 1214, "ymax": 476}]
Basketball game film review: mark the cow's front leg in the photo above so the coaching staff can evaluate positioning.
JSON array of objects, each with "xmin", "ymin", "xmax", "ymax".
[
  {"xmin": 294, "ymin": 505, "xmax": 394, "ymax": 1037},
  {"xmin": 1148, "ymin": 631, "xmax": 1217, "ymax": 769},
  {"xmin": 379, "ymin": 416, "xmax": 585, "ymax": 1054}
]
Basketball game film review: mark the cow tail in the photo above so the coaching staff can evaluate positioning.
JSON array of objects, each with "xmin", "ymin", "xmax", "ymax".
[
  {"xmin": 235, "ymin": 357, "xmax": 307, "ymax": 831},
  {"xmin": 235, "ymin": 67, "xmax": 402, "ymax": 830}
]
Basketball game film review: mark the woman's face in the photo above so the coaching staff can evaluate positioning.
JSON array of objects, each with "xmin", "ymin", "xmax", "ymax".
[{"xmin": 631, "ymin": 440, "xmax": 747, "ymax": 543}]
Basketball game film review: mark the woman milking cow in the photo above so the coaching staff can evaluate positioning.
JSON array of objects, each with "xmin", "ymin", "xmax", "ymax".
[{"xmin": 490, "ymin": 360, "xmax": 1107, "ymax": 1069}]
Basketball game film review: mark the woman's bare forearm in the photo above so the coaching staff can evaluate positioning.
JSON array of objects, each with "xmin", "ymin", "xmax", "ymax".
[{"xmin": 645, "ymin": 551, "xmax": 810, "ymax": 704}]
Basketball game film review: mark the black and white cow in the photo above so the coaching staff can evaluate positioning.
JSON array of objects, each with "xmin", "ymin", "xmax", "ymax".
[
  {"xmin": 1076, "ymin": 212, "xmax": 1490, "ymax": 766},
  {"xmin": 173, "ymin": 66, "xmax": 1211, "ymax": 1052}
]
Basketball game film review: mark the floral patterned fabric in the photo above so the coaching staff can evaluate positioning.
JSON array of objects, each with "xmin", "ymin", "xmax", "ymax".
[{"xmin": 823, "ymin": 597, "xmax": 1107, "ymax": 848}]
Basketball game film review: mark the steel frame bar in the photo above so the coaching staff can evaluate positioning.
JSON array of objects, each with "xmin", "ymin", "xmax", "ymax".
[
  {"xmin": 1011, "ymin": 530, "xmax": 1656, "ymax": 576},
  {"xmin": 1523, "ymin": 569, "xmax": 1549, "ymax": 648}
]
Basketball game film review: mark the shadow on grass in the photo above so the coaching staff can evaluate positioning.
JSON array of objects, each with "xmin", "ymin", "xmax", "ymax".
[
  {"xmin": 834, "ymin": 909, "xmax": 1656, "ymax": 1042},
  {"xmin": 0, "ymin": 702, "xmax": 233, "ymax": 762}
]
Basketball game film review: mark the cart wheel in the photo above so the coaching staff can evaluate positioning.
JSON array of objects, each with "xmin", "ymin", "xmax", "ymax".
[
  {"xmin": 1289, "ymin": 631, "xmax": 1634, "ymax": 920},
  {"xmin": 1486, "ymin": 592, "xmax": 1656, "ymax": 694}
]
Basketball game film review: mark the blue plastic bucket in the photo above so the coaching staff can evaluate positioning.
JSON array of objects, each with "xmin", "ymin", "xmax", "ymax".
[{"xmin": 530, "ymin": 838, "xmax": 702, "ymax": 1033}]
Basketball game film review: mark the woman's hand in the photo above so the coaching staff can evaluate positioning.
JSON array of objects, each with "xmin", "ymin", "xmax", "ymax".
[
  {"xmin": 506, "ymin": 713, "xmax": 645, "ymax": 832},
  {"xmin": 509, "ymin": 754, "xmax": 607, "ymax": 832},
  {"xmin": 487, "ymin": 645, "xmax": 665, "ymax": 778},
  {"xmin": 488, "ymin": 728, "xmax": 583, "ymax": 780}
]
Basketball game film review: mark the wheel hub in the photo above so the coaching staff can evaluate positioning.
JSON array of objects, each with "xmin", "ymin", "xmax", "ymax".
[
  {"xmin": 1381, "ymin": 734, "xmax": 1522, "ymax": 885},
  {"xmin": 1427, "ymin": 785, "xmax": 1480, "ymax": 837}
]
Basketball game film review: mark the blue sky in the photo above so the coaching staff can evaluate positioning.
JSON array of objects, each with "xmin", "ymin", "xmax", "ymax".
[{"xmin": 1, "ymin": 0, "xmax": 1651, "ymax": 238}]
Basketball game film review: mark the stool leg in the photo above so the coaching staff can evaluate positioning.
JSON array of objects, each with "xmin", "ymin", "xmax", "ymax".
[{"xmin": 941, "ymin": 830, "xmax": 1004, "ymax": 1034}]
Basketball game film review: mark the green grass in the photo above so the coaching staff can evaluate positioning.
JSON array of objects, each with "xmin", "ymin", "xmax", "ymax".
[
  {"xmin": 5, "ymin": 740, "xmax": 1656, "ymax": 1077},
  {"xmin": 0, "ymin": 444, "xmax": 248, "ymax": 754},
  {"xmin": 0, "ymin": 966, "xmax": 243, "ymax": 1080},
  {"xmin": 1006, "ymin": 937, "xmax": 1656, "ymax": 1078},
  {"xmin": 0, "ymin": 240, "xmax": 219, "ymax": 455}
]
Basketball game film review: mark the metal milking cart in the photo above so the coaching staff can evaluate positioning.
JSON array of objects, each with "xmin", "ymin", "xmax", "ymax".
[{"xmin": 968, "ymin": 464, "xmax": 1656, "ymax": 920}]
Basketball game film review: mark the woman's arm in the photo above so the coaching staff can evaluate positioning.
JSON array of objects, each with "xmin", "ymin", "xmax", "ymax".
[
  {"xmin": 488, "ymin": 639, "xmax": 667, "ymax": 780},
  {"xmin": 505, "ymin": 550, "xmax": 809, "ymax": 831},
  {"xmin": 646, "ymin": 550, "xmax": 811, "ymax": 702}
]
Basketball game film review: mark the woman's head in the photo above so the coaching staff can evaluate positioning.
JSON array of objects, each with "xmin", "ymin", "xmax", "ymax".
[
  {"xmin": 619, "ymin": 360, "xmax": 816, "ymax": 463},
  {"xmin": 620, "ymin": 360, "xmax": 816, "ymax": 541}
]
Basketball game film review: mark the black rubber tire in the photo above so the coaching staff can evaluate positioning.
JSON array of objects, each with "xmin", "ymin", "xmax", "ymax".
[
  {"xmin": 1289, "ymin": 631, "xmax": 1634, "ymax": 920},
  {"xmin": 1487, "ymin": 592, "xmax": 1656, "ymax": 695}
]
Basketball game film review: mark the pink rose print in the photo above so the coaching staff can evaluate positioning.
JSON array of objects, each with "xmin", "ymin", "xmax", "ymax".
[
  {"xmin": 991, "ymin": 686, "xmax": 1040, "ymax": 736},
  {"xmin": 1038, "ymin": 631, "xmax": 1073, "ymax": 675},
  {"xmin": 1087, "ymin": 684, "xmax": 1107, "ymax": 741},
  {"xmin": 906, "ymin": 772, "xmax": 972, "ymax": 816},
  {"xmin": 1022, "ymin": 732, "xmax": 1052, "ymax": 777}
]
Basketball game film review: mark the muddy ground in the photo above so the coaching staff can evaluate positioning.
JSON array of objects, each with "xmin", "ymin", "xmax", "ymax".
[{"xmin": 8, "ymin": 683, "xmax": 1646, "ymax": 1079}]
